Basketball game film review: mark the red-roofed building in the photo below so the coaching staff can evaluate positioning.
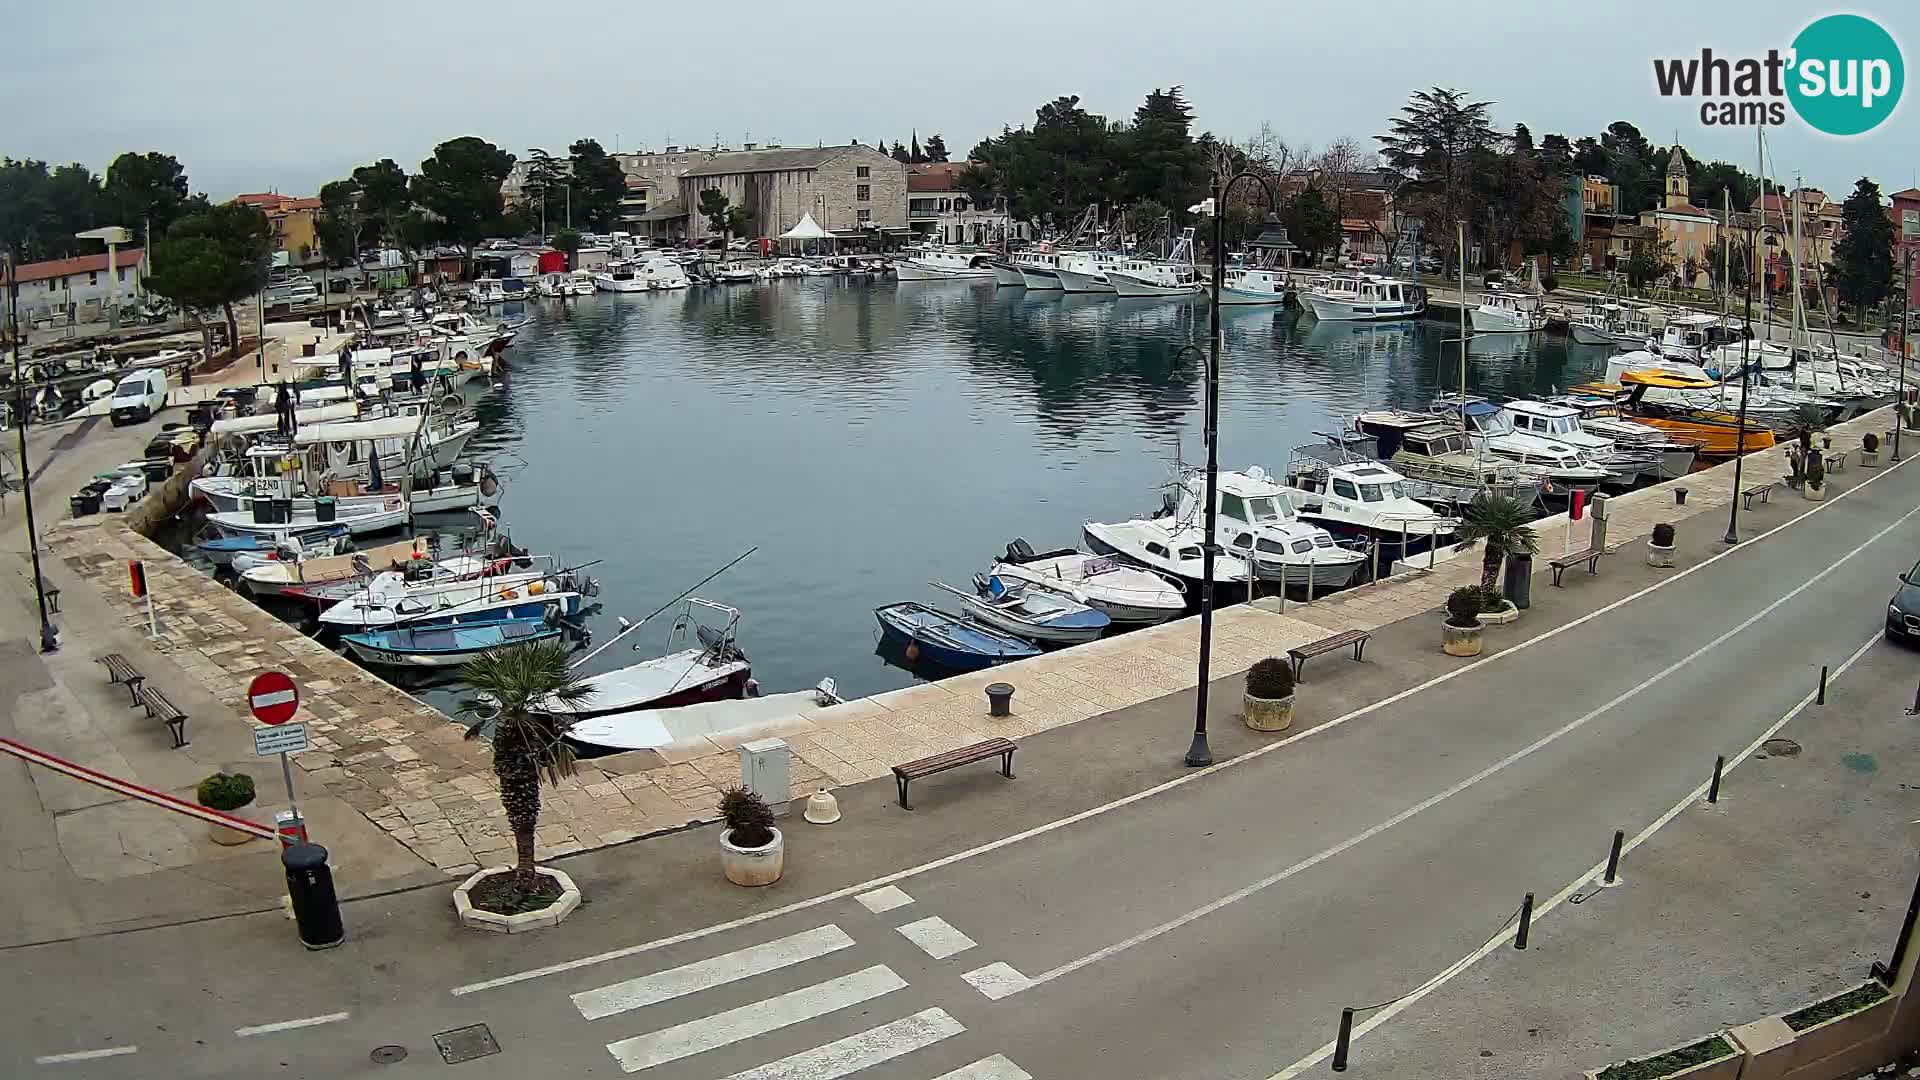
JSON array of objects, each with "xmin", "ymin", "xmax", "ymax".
[
  {"xmin": 231, "ymin": 192, "xmax": 325, "ymax": 266},
  {"xmin": 906, "ymin": 163, "xmax": 1021, "ymax": 245},
  {"xmin": 1893, "ymin": 188, "xmax": 1920, "ymax": 311},
  {"xmin": 1636, "ymin": 147, "xmax": 1720, "ymax": 287},
  {"xmin": 0, "ymin": 248, "xmax": 147, "ymax": 323}
]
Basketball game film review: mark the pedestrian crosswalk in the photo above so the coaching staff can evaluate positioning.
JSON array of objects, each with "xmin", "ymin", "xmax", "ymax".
[{"xmin": 572, "ymin": 908, "xmax": 1034, "ymax": 1078}]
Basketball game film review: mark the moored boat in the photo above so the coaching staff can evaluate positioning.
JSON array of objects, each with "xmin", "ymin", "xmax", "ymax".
[
  {"xmin": 873, "ymin": 602, "xmax": 1042, "ymax": 671},
  {"xmin": 991, "ymin": 540, "xmax": 1186, "ymax": 625},
  {"xmin": 341, "ymin": 616, "xmax": 562, "ymax": 669},
  {"xmin": 933, "ymin": 577, "xmax": 1110, "ymax": 645}
]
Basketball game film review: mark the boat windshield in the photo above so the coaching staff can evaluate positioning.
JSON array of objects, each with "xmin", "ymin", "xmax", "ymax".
[
  {"xmin": 1358, "ymin": 483, "xmax": 1385, "ymax": 502},
  {"xmin": 1543, "ymin": 415, "xmax": 1579, "ymax": 436},
  {"xmin": 1244, "ymin": 494, "xmax": 1294, "ymax": 521}
]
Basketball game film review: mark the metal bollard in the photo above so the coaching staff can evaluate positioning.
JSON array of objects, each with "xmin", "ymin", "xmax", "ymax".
[
  {"xmin": 1675, "ymin": 486, "xmax": 1688, "ymax": 506},
  {"xmin": 1515, "ymin": 892, "xmax": 1534, "ymax": 950},
  {"xmin": 1818, "ymin": 664, "xmax": 1829, "ymax": 705},
  {"xmin": 283, "ymin": 842, "xmax": 344, "ymax": 949},
  {"xmin": 1331, "ymin": 1007, "xmax": 1355, "ymax": 1072},
  {"xmin": 1707, "ymin": 754, "xmax": 1725, "ymax": 804},
  {"xmin": 1602, "ymin": 829, "xmax": 1625, "ymax": 886}
]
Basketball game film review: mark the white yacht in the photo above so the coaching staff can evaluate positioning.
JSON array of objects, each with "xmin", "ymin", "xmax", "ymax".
[
  {"xmin": 1447, "ymin": 399, "xmax": 1611, "ymax": 494},
  {"xmin": 1567, "ymin": 302, "xmax": 1630, "ymax": 346},
  {"xmin": 1306, "ymin": 274, "xmax": 1423, "ymax": 321},
  {"xmin": 1053, "ymin": 250, "xmax": 1126, "ymax": 294},
  {"xmin": 895, "ymin": 247, "xmax": 998, "ymax": 281},
  {"xmin": 1540, "ymin": 394, "xmax": 1701, "ymax": 480},
  {"xmin": 990, "ymin": 540, "xmax": 1186, "ymax": 625},
  {"xmin": 1105, "ymin": 229, "xmax": 1204, "ymax": 297},
  {"xmin": 564, "ymin": 270, "xmax": 597, "ymax": 295},
  {"xmin": 1152, "ymin": 468, "xmax": 1367, "ymax": 590},
  {"xmin": 1340, "ymin": 421, "xmax": 1550, "ymax": 509},
  {"xmin": 535, "ymin": 272, "xmax": 567, "ymax": 298},
  {"xmin": 1500, "ymin": 399, "xmax": 1662, "ymax": 485},
  {"xmin": 1658, "ymin": 312, "xmax": 1747, "ymax": 363},
  {"xmin": 1470, "ymin": 291, "xmax": 1546, "ymax": 334},
  {"xmin": 593, "ymin": 261, "xmax": 649, "ymax": 292},
  {"xmin": 472, "ymin": 278, "xmax": 511, "ymax": 304},
  {"xmin": 1082, "ymin": 517, "xmax": 1251, "ymax": 594},
  {"xmin": 636, "ymin": 253, "xmax": 691, "ymax": 289},
  {"xmin": 1281, "ymin": 449, "xmax": 1459, "ymax": 557}
]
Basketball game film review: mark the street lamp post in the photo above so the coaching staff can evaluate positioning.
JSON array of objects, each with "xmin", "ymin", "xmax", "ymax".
[
  {"xmin": 1724, "ymin": 226, "xmax": 1778, "ymax": 546},
  {"xmin": 5, "ymin": 254, "xmax": 59, "ymax": 653},
  {"xmin": 1187, "ymin": 169, "xmax": 1282, "ymax": 768},
  {"xmin": 1897, "ymin": 250, "xmax": 1911, "ymax": 464}
]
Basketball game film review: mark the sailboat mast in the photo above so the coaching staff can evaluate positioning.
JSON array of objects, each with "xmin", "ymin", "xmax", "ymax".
[
  {"xmin": 1792, "ymin": 173, "xmax": 1805, "ymax": 349},
  {"xmin": 1457, "ymin": 220, "xmax": 1468, "ymax": 435}
]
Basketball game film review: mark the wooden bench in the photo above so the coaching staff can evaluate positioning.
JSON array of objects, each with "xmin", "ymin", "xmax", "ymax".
[
  {"xmin": 137, "ymin": 685, "xmax": 189, "ymax": 749},
  {"xmin": 893, "ymin": 737, "xmax": 1015, "ymax": 810},
  {"xmin": 1741, "ymin": 482, "xmax": 1776, "ymax": 510},
  {"xmin": 1825, "ymin": 451, "xmax": 1847, "ymax": 474},
  {"xmin": 1288, "ymin": 629, "xmax": 1372, "ymax": 679},
  {"xmin": 99, "ymin": 653, "xmax": 145, "ymax": 706},
  {"xmin": 1549, "ymin": 547, "xmax": 1606, "ymax": 587}
]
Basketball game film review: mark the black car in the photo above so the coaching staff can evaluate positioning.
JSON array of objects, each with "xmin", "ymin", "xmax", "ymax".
[{"xmin": 1887, "ymin": 563, "xmax": 1920, "ymax": 641}]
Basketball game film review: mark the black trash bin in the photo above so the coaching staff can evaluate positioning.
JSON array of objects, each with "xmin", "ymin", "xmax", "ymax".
[
  {"xmin": 1502, "ymin": 552, "xmax": 1533, "ymax": 610},
  {"xmin": 282, "ymin": 842, "xmax": 344, "ymax": 950},
  {"xmin": 274, "ymin": 497, "xmax": 295, "ymax": 523},
  {"xmin": 314, "ymin": 496, "xmax": 337, "ymax": 523}
]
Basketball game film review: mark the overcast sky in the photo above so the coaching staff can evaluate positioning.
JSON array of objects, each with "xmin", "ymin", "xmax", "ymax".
[{"xmin": 2, "ymin": 1, "xmax": 1910, "ymax": 202}]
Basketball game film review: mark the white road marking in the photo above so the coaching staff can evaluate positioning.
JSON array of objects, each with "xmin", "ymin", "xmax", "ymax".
[
  {"xmin": 854, "ymin": 885, "xmax": 914, "ymax": 914},
  {"xmin": 234, "ymin": 1011, "xmax": 350, "ymax": 1037},
  {"xmin": 1008, "ymin": 498, "xmax": 1920, "ymax": 994},
  {"xmin": 961, "ymin": 962, "xmax": 1033, "ymax": 1000},
  {"xmin": 573, "ymin": 925, "xmax": 855, "ymax": 1020},
  {"xmin": 449, "ymin": 452, "xmax": 1911, "ymax": 998},
  {"xmin": 935, "ymin": 1055, "xmax": 1036, "ymax": 1080},
  {"xmin": 718, "ymin": 1007, "xmax": 963, "ymax": 1080},
  {"xmin": 896, "ymin": 915, "xmax": 976, "ymax": 959},
  {"xmin": 1266, "ymin": 627, "xmax": 1886, "ymax": 1079},
  {"xmin": 604, "ymin": 964, "xmax": 906, "ymax": 1073},
  {"xmin": 34, "ymin": 1046, "xmax": 138, "ymax": 1064}
]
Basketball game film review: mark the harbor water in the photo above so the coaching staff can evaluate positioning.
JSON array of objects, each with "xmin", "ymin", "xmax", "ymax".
[{"xmin": 449, "ymin": 279, "xmax": 1612, "ymax": 702}]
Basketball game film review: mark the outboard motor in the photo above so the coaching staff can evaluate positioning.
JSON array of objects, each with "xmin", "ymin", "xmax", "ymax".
[{"xmin": 1005, "ymin": 538, "xmax": 1036, "ymax": 563}]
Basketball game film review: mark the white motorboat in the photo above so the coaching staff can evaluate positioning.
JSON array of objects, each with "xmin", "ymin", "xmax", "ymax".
[
  {"xmin": 1158, "ymin": 467, "xmax": 1367, "ymax": 589},
  {"xmin": 989, "ymin": 260, "xmax": 1028, "ymax": 288},
  {"xmin": 565, "ymin": 270, "xmax": 597, "ymax": 296},
  {"xmin": 209, "ymin": 496, "xmax": 410, "ymax": 539},
  {"xmin": 1053, "ymin": 250, "xmax": 1125, "ymax": 294},
  {"xmin": 1218, "ymin": 267, "xmax": 1293, "ymax": 305},
  {"xmin": 472, "ymin": 278, "xmax": 511, "ymax": 304},
  {"xmin": 932, "ymin": 577, "xmax": 1110, "ymax": 645},
  {"xmin": 565, "ymin": 679, "xmax": 842, "ymax": 753},
  {"xmin": 1082, "ymin": 517, "xmax": 1252, "ymax": 594},
  {"xmin": 1108, "ymin": 261, "xmax": 1203, "ymax": 297},
  {"xmin": 593, "ymin": 261, "xmax": 650, "ymax": 292},
  {"xmin": 1567, "ymin": 303, "xmax": 1629, "ymax": 346},
  {"xmin": 1470, "ymin": 290, "xmax": 1546, "ymax": 334},
  {"xmin": 227, "ymin": 531, "xmax": 354, "ymax": 575},
  {"xmin": 1306, "ymin": 274, "xmax": 1423, "ymax": 321},
  {"xmin": 895, "ymin": 247, "xmax": 998, "ymax": 281},
  {"xmin": 294, "ymin": 412, "xmax": 479, "ymax": 478},
  {"xmin": 1281, "ymin": 449, "xmax": 1459, "ymax": 556},
  {"xmin": 318, "ymin": 565, "xmax": 584, "ymax": 630},
  {"xmin": 1542, "ymin": 394, "xmax": 1701, "ymax": 480},
  {"xmin": 1446, "ymin": 399, "xmax": 1611, "ymax": 493},
  {"xmin": 537, "ymin": 599, "xmax": 751, "ymax": 718},
  {"xmin": 1014, "ymin": 246, "xmax": 1066, "ymax": 290},
  {"xmin": 991, "ymin": 540, "xmax": 1185, "ymax": 625},
  {"xmin": 1657, "ymin": 312, "xmax": 1747, "ymax": 363},
  {"xmin": 636, "ymin": 253, "xmax": 691, "ymax": 289},
  {"xmin": 715, "ymin": 264, "xmax": 759, "ymax": 284},
  {"xmin": 1339, "ymin": 421, "xmax": 1549, "ymax": 508},
  {"xmin": 535, "ymin": 272, "xmax": 568, "ymax": 298},
  {"xmin": 1500, "ymin": 399, "xmax": 1662, "ymax": 485},
  {"xmin": 239, "ymin": 535, "xmax": 430, "ymax": 598}
]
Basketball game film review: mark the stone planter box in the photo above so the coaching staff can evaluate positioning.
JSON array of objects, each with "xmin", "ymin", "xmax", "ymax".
[
  {"xmin": 1242, "ymin": 691, "xmax": 1294, "ymax": 732},
  {"xmin": 1730, "ymin": 982, "xmax": 1897, "ymax": 1080},
  {"xmin": 1479, "ymin": 600, "xmax": 1519, "ymax": 625},
  {"xmin": 453, "ymin": 866, "xmax": 582, "ymax": 933},
  {"xmin": 1804, "ymin": 483, "xmax": 1827, "ymax": 502},
  {"xmin": 721, "ymin": 827, "xmax": 784, "ymax": 886},
  {"xmin": 1582, "ymin": 1033, "xmax": 1740, "ymax": 1080},
  {"xmin": 205, "ymin": 805, "xmax": 260, "ymax": 846},
  {"xmin": 1860, "ymin": 450, "xmax": 1880, "ymax": 468},
  {"xmin": 1442, "ymin": 622, "xmax": 1483, "ymax": 657},
  {"xmin": 1647, "ymin": 542, "xmax": 1675, "ymax": 568}
]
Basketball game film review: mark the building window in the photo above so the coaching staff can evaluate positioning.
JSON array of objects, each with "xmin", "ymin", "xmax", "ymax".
[
  {"xmin": 856, "ymin": 185, "xmax": 870, "ymax": 202},
  {"xmin": 857, "ymin": 209, "xmax": 872, "ymax": 223},
  {"xmin": 856, "ymin": 166, "xmax": 870, "ymax": 178},
  {"xmin": 117, "ymin": 267, "xmax": 127, "ymax": 281},
  {"xmin": 88, "ymin": 271, "xmax": 98, "ymax": 286}
]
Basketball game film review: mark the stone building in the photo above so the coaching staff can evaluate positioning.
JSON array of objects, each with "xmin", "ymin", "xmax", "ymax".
[
  {"xmin": 1636, "ymin": 147, "xmax": 1718, "ymax": 287},
  {"xmin": 676, "ymin": 144, "xmax": 908, "ymax": 244}
]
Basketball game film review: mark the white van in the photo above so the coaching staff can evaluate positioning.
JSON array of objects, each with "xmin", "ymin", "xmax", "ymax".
[{"xmin": 109, "ymin": 368, "xmax": 168, "ymax": 426}]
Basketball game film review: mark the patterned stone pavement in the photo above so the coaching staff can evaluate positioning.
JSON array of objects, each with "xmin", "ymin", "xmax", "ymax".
[{"xmin": 45, "ymin": 406, "xmax": 1898, "ymax": 874}]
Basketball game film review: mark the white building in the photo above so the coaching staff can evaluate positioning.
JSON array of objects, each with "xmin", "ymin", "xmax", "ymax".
[
  {"xmin": 906, "ymin": 164, "xmax": 1019, "ymax": 246},
  {"xmin": 0, "ymin": 248, "xmax": 147, "ymax": 326}
]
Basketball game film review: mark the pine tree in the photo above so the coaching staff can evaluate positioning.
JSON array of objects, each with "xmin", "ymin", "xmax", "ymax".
[{"xmin": 1831, "ymin": 177, "xmax": 1894, "ymax": 324}]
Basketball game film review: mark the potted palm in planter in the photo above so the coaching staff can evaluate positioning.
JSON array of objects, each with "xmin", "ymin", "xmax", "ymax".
[
  {"xmin": 196, "ymin": 772, "xmax": 257, "ymax": 845},
  {"xmin": 1458, "ymin": 494, "xmax": 1540, "ymax": 601},
  {"xmin": 1647, "ymin": 522, "xmax": 1676, "ymax": 568},
  {"xmin": 1803, "ymin": 451, "xmax": 1826, "ymax": 502},
  {"xmin": 1861, "ymin": 431, "xmax": 1881, "ymax": 468},
  {"xmin": 720, "ymin": 786, "xmax": 784, "ymax": 886},
  {"xmin": 1442, "ymin": 587, "xmax": 1485, "ymax": 656},
  {"xmin": 454, "ymin": 640, "xmax": 594, "ymax": 932},
  {"xmin": 1242, "ymin": 657, "xmax": 1295, "ymax": 732},
  {"xmin": 1475, "ymin": 584, "xmax": 1519, "ymax": 624}
]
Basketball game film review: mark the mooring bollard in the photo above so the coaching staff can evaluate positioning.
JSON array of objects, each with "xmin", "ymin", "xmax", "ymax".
[
  {"xmin": 985, "ymin": 682, "xmax": 1014, "ymax": 718},
  {"xmin": 1515, "ymin": 892, "xmax": 1534, "ymax": 950},
  {"xmin": 1675, "ymin": 486, "xmax": 1688, "ymax": 506},
  {"xmin": 1817, "ymin": 664, "xmax": 1829, "ymax": 705},
  {"xmin": 1708, "ymin": 754, "xmax": 1725, "ymax": 804},
  {"xmin": 1331, "ymin": 1007, "xmax": 1355, "ymax": 1072},
  {"xmin": 1602, "ymin": 829, "xmax": 1625, "ymax": 886}
]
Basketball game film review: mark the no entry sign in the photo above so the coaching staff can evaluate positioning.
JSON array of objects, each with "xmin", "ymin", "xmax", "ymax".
[{"xmin": 248, "ymin": 671, "xmax": 300, "ymax": 726}]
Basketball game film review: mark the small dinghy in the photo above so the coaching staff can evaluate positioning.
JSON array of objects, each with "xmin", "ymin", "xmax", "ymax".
[
  {"xmin": 535, "ymin": 599, "xmax": 752, "ymax": 719},
  {"xmin": 874, "ymin": 602, "xmax": 1041, "ymax": 672},
  {"xmin": 566, "ymin": 679, "xmax": 841, "ymax": 753},
  {"xmin": 341, "ymin": 616, "xmax": 561, "ymax": 668},
  {"xmin": 197, "ymin": 526, "xmax": 347, "ymax": 567},
  {"xmin": 934, "ymin": 576, "xmax": 1110, "ymax": 645}
]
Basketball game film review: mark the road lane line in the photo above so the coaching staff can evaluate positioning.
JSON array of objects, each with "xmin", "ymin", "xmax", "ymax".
[
  {"xmin": 961, "ymin": 962, "xmax": 1033, "ymax": 1000},
  {"xmin": 935, "ymin": 1055, "xmax": 1035, "ymax": 1080},
  {"xmin": 896, "ymin": 916, "xmax": 977, "ymax": 959},
  {"xmin": 718, "ymin": 1007, "xmax": 963, "ymax": 1080},
  {"xmin": 604, "ymin": 964, "xmax": 906, "ymax": 1073},
  {"xmin": 234, "ymin": 1011, "xmax": 350, "ymax": 1037},
  {"xmin": 34, "ymin": 1046, "xmax": 138, "ymax": 1064},
  {"xmin": 854, "ymin": 886, "xmax": 915, "ymax": 914},
  {"xmin": 573, "ymin": 925, "xmax": 854, "ymax": 1020},
  {"xmin": 450, "ymin": 452, "xmax": 1913, "ymax": 997},
  {"xmin": 1267, "ymin": 627, "xmax": 1885, "ymax": 1079}
]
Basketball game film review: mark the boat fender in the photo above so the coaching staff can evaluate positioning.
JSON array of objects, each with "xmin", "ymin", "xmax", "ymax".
[
  {"xmin": 904, "ymin": 639, "xmax": 920, "ymax": 662},
  {"xmin": 479, "ymin": 471, "xmax": 499, "ymax": 499}
]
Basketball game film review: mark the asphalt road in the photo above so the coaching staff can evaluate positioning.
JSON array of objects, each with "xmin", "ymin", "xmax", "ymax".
[{"xmin": 5, "ymin": 458, "xmax": 1920, "ymax": 1080}]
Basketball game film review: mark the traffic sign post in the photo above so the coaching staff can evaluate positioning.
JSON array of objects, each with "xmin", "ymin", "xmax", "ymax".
[
  {"xmin": 249, "ymin": 672, "xmax": 305, "ymax": 846},
  {"xmin": 128, "ymin": 560, "xmax": 157, "ymax": 639}
]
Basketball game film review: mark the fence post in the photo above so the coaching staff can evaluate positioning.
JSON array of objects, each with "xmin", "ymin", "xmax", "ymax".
[
  {"xmin": 1707, "ymin": 755, "xmax": 1725, "ymax": 804},
  {"xmin": 1331, "ymin": 1008, "xmax": 1355, "ymax": 1072},
  {"xmin": 1602, "ymin": 829, "xmax": 1625, "ymax": 886},
  {"xmin": 1515, "ymin": 892, "xmax": 1534, "ymax": 950}
]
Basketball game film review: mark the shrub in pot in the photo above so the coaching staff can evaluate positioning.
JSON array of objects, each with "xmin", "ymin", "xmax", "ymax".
[
  {"xmin": 1442, "ymin": 586, "xmax": 1485, "ymax": 657},
  {"xmin": 719, "ymin": 786, "xmax": 784, "ymax": 886},
  {"xmin": 196, "ymin": 772, "xmax": 257, "ymax": 845},
  {"xmin": 1242, "ymin": 657, "xmax": 1296, "ymax": 732},
  {"xmin": 1804, "ymin": 452, "xmax": 1826, "ymax": 502},
  {"xmin": 1862, "ymin": 431, "xmax": 1881, "ymax": 467},
  {"xmin": 1648, "ymin": 522, "xmax": 1676, "ymax": 568}
]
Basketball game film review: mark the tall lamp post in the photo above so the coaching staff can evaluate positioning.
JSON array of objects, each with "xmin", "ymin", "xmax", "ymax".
[
  {"xmin": 1185, "ymin": 168, "xmax": 1282, "ymax": 768},
  {"xmin": 1724, "ymin": 226, "xmax": 1779, "ymax": 546},
  {"xmin": 1897, "ymin": 249, "xmax": 1912, "ymax": 464},
  {"xmin": 5, "ymin": 253, "xmax": 59, "ymax": 653}
]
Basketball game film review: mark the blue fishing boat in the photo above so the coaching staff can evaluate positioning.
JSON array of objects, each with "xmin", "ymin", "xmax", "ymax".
[
  {"xmin": 196, "ymin": 526, "xmax": 346, "ymax": 566},
  {"xmin": 341, "ymin": 617, "xmax": 561, "ymax": 669},
  {"xmin": 874, "ymin": 602, "xmax": 1041, "ymax": 672}
]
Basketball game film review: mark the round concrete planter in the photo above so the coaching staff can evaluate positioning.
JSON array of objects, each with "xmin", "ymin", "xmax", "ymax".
[
  {"xmin": 1804, "ymin": 483, "xmax": 1827, "ymax": 502},
  {"xmin": 453, "ymin": 866, "xmax": 582, "ymax": 933},
  {"xmin": 1479, "ymin": 600, "xmax": 1519, "ymax": 625},
  {"xmin": 205, "ymin": 805, "xmax": 258, "ymax": 845},
  {"xmin": 1647, "ymin": 542, "xmax": 1675, "ymax": 568},
  {"xmin": 1861, "ymin": 450, "xmax": 1880, "ymax": 468},
  {"xmin": 721, "ymin": 827, "xmax": 784, "ymax": 887},
  {"xmin": 1242, "ymin": 692, "xmax": 1295, "ymax": 732},
  {"xmin": 1442, "ymin": 621, "xmax": 1484, "ymax": 657}
]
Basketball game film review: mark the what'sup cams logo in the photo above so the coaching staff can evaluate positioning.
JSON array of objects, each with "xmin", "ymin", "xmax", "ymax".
[{"xmin": 1653, "ymin": 13, "xmax": 1903, "ymax": 135}]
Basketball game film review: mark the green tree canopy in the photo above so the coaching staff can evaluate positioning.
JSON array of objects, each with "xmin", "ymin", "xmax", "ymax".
[
  {"xmin": 410, "ymin": 136, "xmax": 515, "ymax": 252},
  {"xmin": 568, "ymin": 139, "xmax": 626, "ymax": 233},
  {"xmin": 1285, "ymin": 185, "xmax": 1340, "ymax": 263},
  {"xmin": 1377, "ymin": 87, "xmax": 1498, "ymax": 264},
  {"xmin": 923, "ymin": 134, "xmax": 950, "ymax": 163},
  {"xmin": 146, "ymin": 202, "xmax": 271, "ymax": 348},
  {"xmin": 698, "ymin": 189, "xmax": 733, "ymax": 235},
  {"xmin": 0, "ymin": 159, "xmax": 105, "ymax": 263},
  {"xmin": 1831, "ymin": 177, "xmax": 1894, "ymax": 322},
  {"xmin": 103, "ymin": 152, "xmax": 190, "ymax": 239},
  {"xmin": 552, "ymin": 227, "xmax": 581, "ymax": 257},
  {"xmin": 315, "ymin": 178, "xmax": 363, "ymax": 267}
]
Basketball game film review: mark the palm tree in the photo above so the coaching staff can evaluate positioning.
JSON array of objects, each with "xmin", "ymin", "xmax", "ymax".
[
  {"xmin": 461, "ymin": 640, "xmax": 594, "ymax": 888},
  {"xmin": 1457, "ymin": 494, "xmax": 1541, "ymax": 592}
]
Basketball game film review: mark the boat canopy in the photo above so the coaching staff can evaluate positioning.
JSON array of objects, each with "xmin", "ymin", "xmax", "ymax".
[
  {"xmin": 293, "ymin": 414, "xmax": 425, "ymax": 445},
  {"xmin": 1460, "ymin": 400, "xmax": 1502, "ymax": 418},
  {"xmin": 209, "ymin": 403, "xmax": 358, "ymax": 434}
]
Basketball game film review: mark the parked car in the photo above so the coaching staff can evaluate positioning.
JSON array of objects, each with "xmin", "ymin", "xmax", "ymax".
[
  {"xmin": 109, "ymin": 368, "xmax": 168, "ymax": 426},
  {"xmin": 1887, "ymin": 562, "xmax": 1920, "ymax": 642}
]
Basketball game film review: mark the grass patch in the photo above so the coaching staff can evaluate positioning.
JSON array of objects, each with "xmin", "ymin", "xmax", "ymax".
[
  {"xmin": 1596, "ymin": 1036, "xmax": 1733, "ymax": 1079},
  {"xmin": 1783, "ymin": 982, "xmax": 1889, "ymax": 1031}
]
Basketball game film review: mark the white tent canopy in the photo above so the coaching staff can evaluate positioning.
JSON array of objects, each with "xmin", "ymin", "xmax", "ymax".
[{"xmin": 779, "ymin": 213, "xmax": 831, "ymax": 241}]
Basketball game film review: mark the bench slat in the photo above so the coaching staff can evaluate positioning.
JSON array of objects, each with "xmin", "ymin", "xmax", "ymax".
[
  {"xmin": 1289, "ymin": 630, "xmax": 1370, "ymax": 657},
  {"xmin": 893, "ymin": 738, "xmax": 1015, "ymax": 809}
]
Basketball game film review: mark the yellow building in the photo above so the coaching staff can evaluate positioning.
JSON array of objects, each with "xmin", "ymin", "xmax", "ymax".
[
  {"xmin": 1636, "ymin": 147, "xmax": 1718, "ymax": 288},
  {"xmin": 233, "ymin": 193, "xmax": 325, "ymax": 266}
]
